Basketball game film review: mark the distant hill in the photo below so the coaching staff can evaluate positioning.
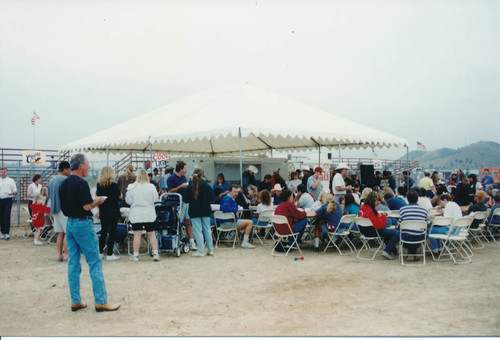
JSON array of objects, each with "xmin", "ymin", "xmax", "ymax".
[{"xmin": 398, "ymin": 141, "xmax": 500, "ymax": 170}]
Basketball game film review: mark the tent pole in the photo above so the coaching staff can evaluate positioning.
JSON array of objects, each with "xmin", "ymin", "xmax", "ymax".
[
  {"xmin": 338, "ymin": 143, "xmax": 341, "ymax": 161},
  {"xmin": 239, "ymin": 127, "xmax": 243, "ymax": 186},
  {"xmin": 318, "ymin": 145, "xmax": 321, "ymax": 167},
  {"xmin": 406, "ymin": 145, "xmax": 410, "ymax": 192},
  {"xmin": 150, "ymin": 142, "xmax": 153, "ymax": 173},
  {"xmin": 106, "ymin": 146, "xmax": 109, "ymax": 166}
]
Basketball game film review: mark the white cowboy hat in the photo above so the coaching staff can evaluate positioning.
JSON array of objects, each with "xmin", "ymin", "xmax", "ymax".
[
  {"xmin": 301, "ymin": 165, "xmax": 311, "ymax": 172},
  {"xmin": 335, "ymin": 163, "xmax": 350, "ymax": 170},
  {"xmin": 247, "ymin": 165, "xmax": 258, "ymax": 174},
  {"xmin": 272, "ymin": 183, "xmax": 283, "ymax": 191}
]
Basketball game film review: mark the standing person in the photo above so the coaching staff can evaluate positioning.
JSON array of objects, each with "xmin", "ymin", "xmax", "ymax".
[
  {"xmin": 451, "ymin": 174, "xmax": 470, "ymax": 207},
  {"xmin": 467, "ymin": 174, "xmax": 482, "ymax": 204},
  {"xmin": 59, "ymin": 154, "xmax": 119, "ymax": 312},
  {"xmin": 481, "ymin": 169, "xmax": 494, "ymax": 190},
  {"xmin": 126, "ymin": 169, "xmax": 161, "ymax": 262},
  {"xmin": 373, "ymin": 171, "xmax": 382, "ymax": 188},
  {"xmin": 419, "ymin": 171, "xmax": 436, "ymax": 198},
  {"xmin": 159, "ymin": 166, "xmax": 174, "ymax": 193},
  {"xmin": 307, "ymin": 167, "xmax": 324, "ymax": 200},
  {"xmin": 301, "ymin": 165, "xmax": 312, "ymax": 186},
  {"xmin": 400, "ymin": 171, "xmax": 415, "ymax": 190},
  {"xmin": 332, "ymin": 163, "xmax": 352, "ymax": 204},
  {"xmin": 0, "ymin": 167, "xmax": 17, "ymax": 240},
  {"xmin": 152, "ymin": 168, "xmax": 160, "ymax": 183},
  {"xmin": 116, "ymin": 164, "xmax": 136, "ymax": 207},
  {"xmin": 184, "ymin": 168, "xmax": 214, "ymax": 257},
  {"xmin": 47, "ymin": 161, "xmax": 71, "ymax": 260},
  {"xmin": 96, "ymin": 167, "xmax": 121, "ymax": 261},
  {"xmin": 242, "ymin": 165, "xmax": 258, "ymax": 194},
  {"xmin": 219, "ymin": 185, "xmax": 255, "ymax": 249},
  {"xmin": 27, "ymin": 174, "xmax": 43, "ymax": 218},
  {"xmin": 167, "ymin": 161, "xmax": 196, "ymax": 250},
  {"xmin": 257, "ymin": 174, "xmax": 272, "ymax": 192},
  {"xmin": 213, "ymin": 173, "xmax": 230, "ymax": 197}
]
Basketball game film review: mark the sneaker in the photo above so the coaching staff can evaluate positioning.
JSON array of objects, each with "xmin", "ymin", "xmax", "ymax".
[
  {"xmin": 241, "ymin": 241, "xmax": 256, "ymax": 249},
  {"xmin": 153, "ymin": 253, "xmax": 160, "ymax": 261},
  {"xmin": 189, "ymin": 240, "xmax": 197, "ymax": 251},
  {"xmin": 313, "ymin": 246, "xmax": 320, "ymax": 252},
  {"xmin": 382, "ymin": 251, "xmax": 393, "ymax": 260},
  {"xmin": 130, "ymin": 255, "xmax": 139, "ymax": 262},
  {"xmin": 106, "ymin": 254, "xmax": 120, "ymax": 261},
  {"xmin": 207, "ymin": 251, "xmax": 215, "ymax": 256},
  {"xmin": 191, "ymin": 252, "xmax": 205, "ymax": 257},
  {"xmin": 99, "ymin": 253, "xmax": 104, "ymax": 260},
  {"xmin": 4, "ymin": 234, "xmax": 10, "ymax": 240},
  {"xmin": 34, "ymin": 240, "xmax": 44, "ymax": 246},
  {"xmin": 0, "ymin": 234, "xmax": 5, "ymax": 239}
]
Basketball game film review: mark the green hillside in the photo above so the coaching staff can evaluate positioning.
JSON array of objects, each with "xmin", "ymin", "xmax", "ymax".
[{"xmin": 398, "ymin": 141, "xmax": 500, "ymax": 170}]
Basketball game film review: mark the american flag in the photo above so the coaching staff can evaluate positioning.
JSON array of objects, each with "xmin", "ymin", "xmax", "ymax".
[
  {"xmin": 372, "ymin": 148, "xmax": 378, "ymax": 157},
  {"xmin": 417, "ymin": 141, "xmax": 426, "ymax": 151},
  {"xmin": 31, "ymin": 112, "xmax": 40, "ymax": 125}
]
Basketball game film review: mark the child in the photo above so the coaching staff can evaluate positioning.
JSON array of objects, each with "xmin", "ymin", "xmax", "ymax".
[
  {"xmin": 313, "ymin": 193, "xmax": 343, "ymax": 251},
  {"xmin": 30, "ymin": 194, "xmax": 51, "ymax": 245}
]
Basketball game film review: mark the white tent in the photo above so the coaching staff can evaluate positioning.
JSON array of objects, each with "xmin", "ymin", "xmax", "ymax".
[{"xmin": 60, "ymin": 83, "xmax": 408, "ymax": 156}]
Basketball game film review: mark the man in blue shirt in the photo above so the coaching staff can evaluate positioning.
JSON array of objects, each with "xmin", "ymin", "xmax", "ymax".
[
  {"xmin": 481, "ymin": 169, "xmax": 494, "ymax": 190},
  {"xmin": 400, "ymin": 171, "xmax": 415, "ymax": 190},
  {"xmin": 167, "ymin": 161, "xmax": 196, "ymax": 250},
  {"xmin": 219, "ymin": 185, "xmax": 255, "ymax": 249},
  {"xmin": 399, "ymin": 190, "xmax": 430, "ymax": 260}
]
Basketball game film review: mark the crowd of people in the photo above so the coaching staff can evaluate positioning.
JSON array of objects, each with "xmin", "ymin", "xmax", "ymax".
[{"xmin": 0, "ymin": 157, "xmax": 498, "ymax": 313}]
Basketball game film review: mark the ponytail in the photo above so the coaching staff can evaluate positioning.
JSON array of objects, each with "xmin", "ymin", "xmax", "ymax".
[{"xmin": 191, "ymin": 168, "xmax": 204, "ymax": 200}]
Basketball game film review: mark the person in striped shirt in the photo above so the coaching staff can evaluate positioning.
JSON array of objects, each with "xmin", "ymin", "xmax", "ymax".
[{"xmin": 399, "ymin": 190, "xmax": 430, "ymax": 260}]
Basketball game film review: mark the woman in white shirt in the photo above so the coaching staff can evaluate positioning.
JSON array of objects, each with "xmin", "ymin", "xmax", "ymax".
[
  {"xmin": 27, "ymin": 174, "xmax": 43, "ymax": 217},
  {"xmin": 429, "ymin": 193, "xmax": 463, "ymax": 254},
  {"xmin": 125, "ymin": 169, "xmax": 160, "ymax": 262}
]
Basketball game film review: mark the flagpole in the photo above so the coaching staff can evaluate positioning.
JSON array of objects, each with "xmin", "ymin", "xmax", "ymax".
[{"xmin": 33, "ymin": 121, "xmax": 35, "ymax": 149}]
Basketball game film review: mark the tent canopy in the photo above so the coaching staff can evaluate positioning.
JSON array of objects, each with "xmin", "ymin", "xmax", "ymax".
[{"xmin": 60, "ymin": 83, "xmax": 408, "ymax": 156}]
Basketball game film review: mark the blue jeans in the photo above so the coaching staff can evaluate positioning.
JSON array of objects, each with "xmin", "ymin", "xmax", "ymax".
[
  {"xmin": 429, "ymin": 226, "xmax": 449, "ymax": 251},
  {"xmin": 66, "ymin": 217, "xmax": 107, "ymax": 304},
  {"xmin": 191, "ymin": 217, "xmax": 213, "ymax": 254},
  {"xmin": 378, "ymin": 228, "xmax": 400, "ymax": 254},
  {"xmin": 288, "ymin": 218, "xmax": 308, "ymax": 244}
]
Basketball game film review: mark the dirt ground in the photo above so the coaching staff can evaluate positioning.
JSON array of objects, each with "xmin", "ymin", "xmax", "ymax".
[{"xmin": 0, "ymin": 226, "xmax": 499, "ymax": 337}]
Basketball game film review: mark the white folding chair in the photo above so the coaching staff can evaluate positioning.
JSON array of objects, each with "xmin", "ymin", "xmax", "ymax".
[
  {"xmin": 466, "ymin": 211, "xmax": 489, "ymax": 249},
  {"xmin": 429, "ymin": 216, "xmax": 473, "ymax": 264},
  {"xmin": 40, "ymin": 215, "xmax": 57, "ymax": 244},
  {"xmin": 399, "ymin": 220, "xmax": 428, "ymax": 266},
  {"xmin": 269, "ymin": 215, "xmax": 302, "ymax": 257},
  {"xmin": 486, "ymin": 209, "xmax": 500, "ymax": 243},
  {"xmin": 214, "ymin": 211, "xmax": 239, "ymax": 249},
  {"xmin": 22, "ymin": 206, "xmax": 35, "ymax": 239},
  {"xmin": 323, "ymin": 214, "xmax": 357, "ymax": 255},
  {"xmin": 253, "ymin": 209, "xmax": 274, "ymax": 246},
  {"xmin": 355, "ymin": 217, "xmax": 384, "ymax": 261}
]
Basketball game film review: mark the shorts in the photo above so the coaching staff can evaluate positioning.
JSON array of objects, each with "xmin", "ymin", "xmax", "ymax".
[
  {"xmin": 131, "ymin": 222, "xmax": 156, "ymax": 232},
  {"xmin": 53, "ymin": 211, "xmax": 68, "ymax": 233},
  {"xmin": 236, "ymin": 219, "xmax": 244, "ymax": 227},
  {"xmin": 179, "ymin": 202, "xmax": 190, "ymax": 221}
]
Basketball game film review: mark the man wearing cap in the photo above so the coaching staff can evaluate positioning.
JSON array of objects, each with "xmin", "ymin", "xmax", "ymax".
[
  {"xmin": 307, "ymin": 167, "xmax": 323, "ymax": 200},
  {"xmin": 47, "ymin": 161, "xmax": 71, "ymax": 261},
  {"xmin": 301, "ymin": 165, "xmax": 312, "ymax": 186},
  {"xmin": 242, "ymin": 165, "xmax": 258, "ymax": 194},
  {"xmin": 332, "ymin": 163, "xmax": 352, "ymax": 204}
]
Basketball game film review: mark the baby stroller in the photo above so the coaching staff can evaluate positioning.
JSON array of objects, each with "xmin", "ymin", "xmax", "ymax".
[{"xmin": 154, "ymin": 193, "xmax": 190, "ymax": 257}]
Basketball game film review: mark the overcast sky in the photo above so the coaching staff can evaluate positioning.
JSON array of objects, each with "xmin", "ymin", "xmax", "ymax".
[{"xmin": 1, "ymin": 0, "xmax": 499, "ymax": 161}]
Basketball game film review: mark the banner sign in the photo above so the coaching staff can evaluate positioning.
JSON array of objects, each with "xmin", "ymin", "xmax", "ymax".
[
  {"xmin": 373, "ymin": 160, "xmax": 382, "ymax": 169},
  {"xmin": 153, "ymin": 153, "xmax": 171, "ymax": 167},
  {"xmin": 22, "ymin": 150, "xmax": 46, "ymax": 165}
]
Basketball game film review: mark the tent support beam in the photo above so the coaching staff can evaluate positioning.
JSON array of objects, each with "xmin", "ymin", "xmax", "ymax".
[
  {"xmin": 310, "ymin": 137, "xmax": 321, "ymax": 166},
  {"xmin": 239, "ymin": 128, "xmax": 243, "ymax": 186},
  {"xmin": 106, "ymin": 146, "xmax": 109, "ymax": 166},
  {"xmin": 257, "ymin": 136, "xmax": 273, "ymax": 155},
  {"xmin": 406, "ymin": 146, "xmax": 410, "ymax": 192}
]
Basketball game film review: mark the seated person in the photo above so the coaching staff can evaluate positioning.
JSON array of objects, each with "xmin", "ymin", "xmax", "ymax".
[
  {"xmin": 246, "ymin": 184, "xmax": 258, "ymax": 206},
  {"xmin": 212, "ymin": 187, "xmax": 222, "ymax": 204},
  {"xmin": 358, "ymin": 192, "xmax": 399, "ymax": 260},
  {"xmin": 338, "ymin": 196, "xmax": 345, "ymax": 211},
  {"xmin": 296, "ymin": 184, "xmax": 314, "ymax": 210},
  {"xmin": 257, "ymin": 174, "xmax": 272, "ymax": 192},
  {"xmin": 429, "ymin": 194, "xmax": 463, "ymax": 255},
  {"xmin": 219, "ymin": 185, "xmax": 255, "ymax": 249},
  {"xmin": 271, "ymin": 184, "xmax": 283, "ymax": 205},
  {"xmin": 417, "ymin": 187, "xmax": 433, "ymax": 211},
  {"xmin": 398, "ymin": 190, "xmax": 431, "ymax": 260},
  {"xmin": 386, "ymin": 189, "xmax": 407, "ymax": 211},
  {"xmin": 313, "ymin": 193, "xmax": 343, "ymax": 251},
  {"xmin": 375, "ymin": 192, "xmax": 396, "ymax": 227},
  {"xmin": 466, "ymin": 190, "xmax": 487, "ymax": 215},
  {"xmin": 274, "ymin": 189, "xmax": 308, "ymax": 245},
  {"xmin": 288, "ymin": 172, "xmax": 302, "ymax": 192},
  {"xmin": 486, "ymin": 191, "xmax": 500, "ymax": 226},
  {"xmin": 344, "ymin": 193, "xmax": 360, "ymax": 216},
  {"xmin": 253, "ymin": 190, "xmax": 273, "ymax": 226}
]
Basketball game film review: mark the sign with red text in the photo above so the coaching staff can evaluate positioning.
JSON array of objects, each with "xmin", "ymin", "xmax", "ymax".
[{"xmin": 153, "ymin": 153, "xmax": 171, "ymax": 167}]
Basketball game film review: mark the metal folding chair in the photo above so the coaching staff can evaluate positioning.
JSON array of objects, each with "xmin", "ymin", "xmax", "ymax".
[
  {"xmin": 269, "ymin": 215, "xmax": 302, "ymax": 257},
  {"xmin": 466, "ymin": 211, "xmax": 489, "ymax": 249},
  {"xmin": 486, "ymin": 209, "xmax": 500, "ymax": 243},
  {"xmin": 253, "ymin": 209, "xmax": 274, "ymax": 246},
  {"xmin": 214, "ymin": 211, "xmax": 239, "ymax": 249},
  {"xmin": 355, "ymin": 217, "xmax": 384, "ymax": 261},
  {"xmin": 323, "ymin": 214, "xmax": 357, "ymax": 255},
  {"xmin": 399, "ymin": 220, "xmax": 428, "ymax": 266},
  {"xmin": 429, "ymin": 216, "xmax": 474, "ymax": 264}
]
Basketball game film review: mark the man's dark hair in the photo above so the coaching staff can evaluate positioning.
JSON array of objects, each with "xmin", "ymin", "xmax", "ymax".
[
  {"xmin": 297, "ymin": 184, "xmax": 307, "ymax": 193},
  {"xmin": 375, "ymin": 171, "xmax": 381, "ymax": 175},
  {"xmin": 402, "ymin": 171, "xmax": 409, "ymax": 175},
  {"xmin": 384, "ymin": 192, "xmax": 394, "ymax": 201},
  {"xmin": 264, "ymin": 174, "xmax": 272, "ymax": 181},
  {"xmin": 148, "ymin": 173, "xmax": 153, "ymax": 178},
  {"xmin": 397, "ymin": 186, "xmax": 407, "ymax": 197},
  {"xmin": 175, "ymin": 161, "xmax": 186, "ymax": 173},
  {"xmin": 229, "ymin": 185, "xmax": 239, "ymax": 192},
  {"xmin": 279, "ymin": 189, "xmax": 293, "ymax": 202},
  {"xmin": 58, "ymin": 161, "xmax": 70, "ymax": 171},
  {"xmin": 407, "ymin": 190, "xmax": 419, "ymax": 204}
]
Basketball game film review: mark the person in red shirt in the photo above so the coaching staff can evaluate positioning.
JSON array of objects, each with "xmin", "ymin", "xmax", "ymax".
[
  {"xmin": 358, "ymin": 192, "xmax": 399, "ymax": 260},
  {"xmin": 274, "ymin": 189, "xmax": 308, "ymax": 244},
  {"xmin": 30, "ymin": 194, "xmax": 51, "ymax": 246}
]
